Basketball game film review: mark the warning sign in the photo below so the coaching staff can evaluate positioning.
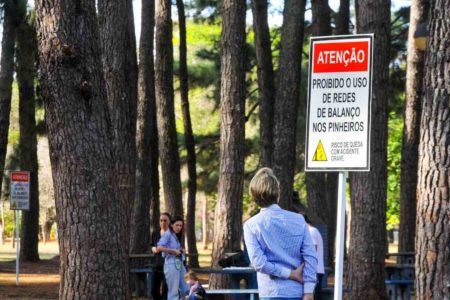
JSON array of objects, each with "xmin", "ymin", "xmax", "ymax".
[
  {"xmin": 312, "ymin": 140, "xmax": 327, "ymax": 161},
  {"xmin": 10, "ymin": 171, "xmax": 30, "ymax": 210},
  {"xmin": 305, "ymin": 35, "xmax": 373, "ymax": 171}
]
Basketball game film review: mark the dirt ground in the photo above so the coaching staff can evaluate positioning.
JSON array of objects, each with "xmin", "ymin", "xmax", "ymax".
[
  {"xmin": 0, "ymin": 257, "xmax": 59, "ymax": 300},
  {"xmin": 0, "ymin": 241, "xmax": 59, "ymax": 300}
]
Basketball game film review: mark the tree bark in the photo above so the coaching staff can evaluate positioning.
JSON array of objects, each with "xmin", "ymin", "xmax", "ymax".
[
  {"xmin": 311, "ymin": 0, "xmax": 332, "ymax": 36},
  {"xmin": 415, "ymin": 1, "xmax": 450, "ymax": 298},
  {"xmin": 98, "ymin": 0, "xmax": 138, "ymax": 252},
  {"xmin": 35, "ymin": 1, "xmax": 129, "ymax": 298},
  {"xmin": 0, "ymin": 0, "xmax": 19, "ymax": 201},
  {"xmin": 176, "ymin": 0, "xmax": 199, "ymax": 268},
  {"xmin": 17, "ymin": 11, "xmax": 40, "ymax": 262},
  {"xmin": 131, "ymin": 0, "xmax": 160, "ymax": 254},
  {"xmin": 251, "ymin": 0, "xmax": 275, "ymax": 168},
  {"xmin": 398, "ymin": 0, "xmax": 428, "ymax": 253},
  {"xmin": 336, "ymin": 0, "xmax": 350, "ymax": 35},
  {"xmin": 209, "ymin": 0, "xmax": 246, "ymax": 288},
  {"xmin": 202, "ymin": 196, "xmax": 209, "ymax": 250},
  {"xmin": 155, "ymin": 0, "xmax": 183, "ymax": 218},
  {"xmin": 346, "ymin": 1, "xmax": 390, "ymax": 299},
  {"xmin": 307, "ymin": 0, "xmax": 337, "ymax": 267},
  {"xmin": 272, "ymin": 0, "xmax": 306, "ymax": 209}
]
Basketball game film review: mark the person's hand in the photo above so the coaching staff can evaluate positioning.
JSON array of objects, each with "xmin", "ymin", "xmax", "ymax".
[
  {"xmin": 303, "ymin": 293, "xmax": 314, "ymax": 300},
  {"xmin": 172, "ymin": 249, "xmax": 181, "ymax": 256},
  {"xmin": 298, "ymin": 262, "xmax": 305, "ymax": 283},
  {"xmin": 289, "ymin": 265, "xmax": 304, "ymax": 283},
  {"xmin": 151, "ymin": 246, "xmax": 158, "ymax": 254}
]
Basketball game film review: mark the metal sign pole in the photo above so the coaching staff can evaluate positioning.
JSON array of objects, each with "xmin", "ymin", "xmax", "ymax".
[
  {"xmin": 334, "ymin": 171, "xmax": 347, "ymax": 300},
  {"xmin": 16, "ymin": 210, "xmax": 20, "ymax": 286}
]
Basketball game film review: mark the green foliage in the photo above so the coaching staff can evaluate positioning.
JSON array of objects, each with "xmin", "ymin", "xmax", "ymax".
[{"xmin": 387, "ymin": 111, "xmax": 403, "ymax": 229}]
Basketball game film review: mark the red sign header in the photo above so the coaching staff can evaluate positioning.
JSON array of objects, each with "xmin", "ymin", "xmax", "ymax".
[
  {"xmin": 11, "ymin": 171, "xmax": 30, "ymax": 182},
  {"xmin": 313, "ymin": 41, "xmax": 369, "ymax": 73}
]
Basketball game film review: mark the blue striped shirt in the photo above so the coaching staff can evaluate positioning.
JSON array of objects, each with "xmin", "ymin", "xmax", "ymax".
[
  {"xmin": 157, "ymin": 230, "xmax": 182, "ymax": 261},
  {"xmin": 243, "ymin": 204, "xmax": 317, "ymax": 297}
]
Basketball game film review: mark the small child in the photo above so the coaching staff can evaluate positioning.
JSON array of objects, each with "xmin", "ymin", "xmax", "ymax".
[{"xmin": 186, "ymin": 271, "xmax": 206, "ymax": 300}]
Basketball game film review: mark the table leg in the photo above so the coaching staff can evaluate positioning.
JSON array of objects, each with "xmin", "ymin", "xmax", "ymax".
[{"xmin": 146, "ymin": 271, "xmax": 153, "ymax": 299}]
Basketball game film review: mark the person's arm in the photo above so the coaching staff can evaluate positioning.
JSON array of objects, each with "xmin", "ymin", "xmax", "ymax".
[
  {"xmin": 299, "ymin": 223, "xmax": 318, "ymax": 294},
  {"xmin": 243, "ymin": 222, "xmax": 293, "ymax": 280},
  {"xmin": 156, "ymin": 232, "xmax": 181, "ymax": 256}
]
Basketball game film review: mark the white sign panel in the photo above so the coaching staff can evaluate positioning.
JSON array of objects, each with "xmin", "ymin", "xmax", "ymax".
[
  {"xmin": 305, "ymin": 35, "xmax": 373, "ymax": 171},
  {"xmin": 10, "ymin": 171, "xmax": 30, "ymax": 210}
]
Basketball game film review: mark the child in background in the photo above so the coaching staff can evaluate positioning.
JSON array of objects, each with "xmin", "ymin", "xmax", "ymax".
[{"xmin": 186, "ymin": 271, "xmax": 206, "ymax": 300}]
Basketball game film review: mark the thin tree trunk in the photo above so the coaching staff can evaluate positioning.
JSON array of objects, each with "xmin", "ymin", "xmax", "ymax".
[
  {"xmin": 210, "ymin": 0, "xmax": 246, "ymax": 288},
  {"xmin": 131, "ymin": 0, "xmax": 159, "ymax": 254},
  {"xmin": 311, "ymin": 0, "xmax": 332, "ymax": 36},
  {"xmin": 336, "ymin": 0, "xmax": 350, "ymax": 35},
  {"xmin": 0, "ymin": 0, "xmax": 19, "ymax": 202},
  {"xmin": 98, "ymin": 0, "xmax": 138, "ymax": 253},
  {"xmin": 415, "ymin": 1, "xmax": 450, "ymax": 298},
  {"xmin": 273, "ymin": 0, "xmax": 306, "ymax": 209},
  {"xmin": 35, "ymin": 1, "xmax": 129, "ymax": 298},
  {"xmin": 251, "ymin": 0, "xmax": 275, "ymax": 168},
  {"xmin": 398, "ymin": 0, "xmax": 428, "ymax": 253},
  {"xmin": 202, "ymin": 196, "xmax": 209, "ymax": 250},
  {"xmin": 346, "ymin": 0, "xmax": 390, "ymax": 299},
  {"xmin": 176, "ymin": 0, "xmax": 199, "ymax": 268},
  {"xmin": 308, "ymin": 0, "xmax": 337, "ymax": 268},
  {"xmin": 155, "ymin": 0, "xmax": 183, "ymax": 218},
  {"xmin": 17, "ymin": 12, "xmax": 40, "ymax": 262}
]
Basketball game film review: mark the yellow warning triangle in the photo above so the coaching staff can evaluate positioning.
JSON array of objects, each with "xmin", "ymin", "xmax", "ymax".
[{"xmin": 312, "ymin": 140, "xmax": 328, "ymax": 161}]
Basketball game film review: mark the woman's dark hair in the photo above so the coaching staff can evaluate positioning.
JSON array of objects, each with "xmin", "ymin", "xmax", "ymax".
[{"xmin": 170, "ymin": 215, "xmax": 184, "ymax": 241}]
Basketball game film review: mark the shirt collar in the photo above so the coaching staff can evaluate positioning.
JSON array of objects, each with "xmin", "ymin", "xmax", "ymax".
[{"xmin": 261, "ymin": 203, "xmax": 280, "ymax": 211}]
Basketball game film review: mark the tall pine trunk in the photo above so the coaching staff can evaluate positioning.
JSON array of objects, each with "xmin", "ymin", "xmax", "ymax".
[
  {"xmin": 336, "ymin": 0, "xmax": 350, "ymax": 35},
  {"xmin": 273, "ymin": 0, "xmax": 306, "ymax": 209},
  {"xmin": 251, "ymin": 0, "xmax": 275, "ymax": 168},
  {"xmin": 35, "ymin": 1, "xmax": 129, "ymax": 298},
  {"xmin": 307, "ymin": 0, "xmax": 337, "ymax": 268},
  {"xmin": 17, "ymin": 12, "xmax": 40, "ymax": 262},
  {"xmin": 210, "ymin": 0, "xmax": 246, "ymax": 288},
  {"xmin": 131, "ymin": 0, "xmax": 159, "ymax": 254},
  {"xmin": 155, "ymin": 0, "xmax": 183, "ymax": 218},
  {"xmin": 176, "ymin": 0, "xmax": 199, "ymax": 268},
  {"xmin": 415, "ymin": 1, "xmax": 450, "ymax": 298},
  {"xmin": 347, "ymin": 0, "xmax": 390, "ymax": 299},
  {"xmin": 0, "ymin": 0, "xmax": 19, "ymax": 201},
  {"xmin": 98, "ymin": 0, "xmax": 138, "ymax": 252},
  {"xmin": 398, "ymin": 0, "xmax": 428, "ymax": 253}
]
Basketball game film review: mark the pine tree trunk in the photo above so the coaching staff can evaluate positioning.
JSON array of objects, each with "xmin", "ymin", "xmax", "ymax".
[
  {"xmin": 176, "ymin": 0, "xmax": 199, "ymax": 268},
  {"xmin": 0, "ymin": 0, "xmax": 19, "ymax": 201},
  {"xmin": 17, "ymin": 14, "xmax": 40, "ymax": 262},
  {"xmin": 131, "ymin": 0, "xmax": 159, "ymax": 254},
  {"xmin": 346, "ymin": 0, "xmax": 390, "ymax": 299},
  {"xmin": 416, "ymin": 1, "xmax": 450, "ymax": 298},
  {"xmin": 35, "ymin": 1, "xmax": 129, "ymax": 298},
  {"xmin": 307, "ymin": 0, "xmax": 337, "ymax": 267},
  {"xmin": 98, "ymin": 0, "xmax": 138, "ymax": 252},
  {"xmin": 155, "ymin": 0, "xmax": 183, "ymax": 218},
  {"xmin": 202, "ymin": 196, "xmax": 209, "ymax": 250},
  {"xmin": 273, "ymin": 0, "xmax": 306, "ymax": 209},
  {"xmin": 336, "ymin": 0, "xmax": 350, "ymax": 35},
  {"xmin": 311, "ymin": 0, "xmax": 332, "ymax": 36},
  {"xmin": 398, "ymin": 0, "xmax": 428, "ymax": 253},
  {"xmin": 210, "ymin": 0, "xmax": 246, "ymax": 288},
  {"xmin": 251, "ymin": 0, "xmax": 275, "ymax": 168}
]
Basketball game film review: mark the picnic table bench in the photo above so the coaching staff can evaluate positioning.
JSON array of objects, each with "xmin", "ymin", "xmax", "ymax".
[{"xmin": 385, "ymin": 252, "xmax": 415, "ymax": 264}]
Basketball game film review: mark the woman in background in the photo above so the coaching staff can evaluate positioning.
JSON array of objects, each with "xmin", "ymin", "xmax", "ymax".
[
  {"xmin": 150, "ymin": 212, "xmax": 171, "ymax": 300},
  {"xmin": 157, "ymin": 216, "xmax": 189, "ymax": 300}
]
